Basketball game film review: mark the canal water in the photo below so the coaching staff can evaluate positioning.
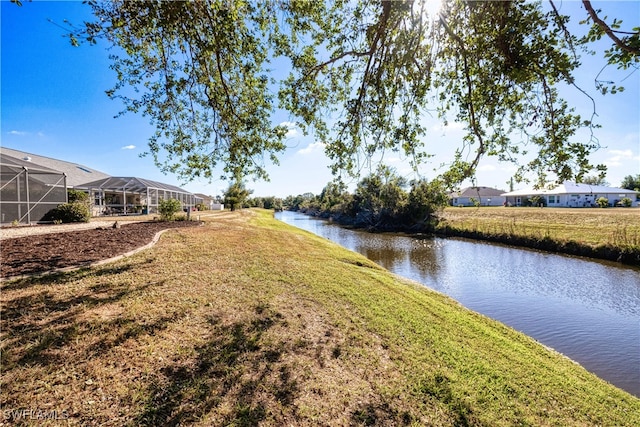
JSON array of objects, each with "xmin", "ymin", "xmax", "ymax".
[{"xmin": 276, "ymin": 211, "xmax": 640, "ymax": 397}]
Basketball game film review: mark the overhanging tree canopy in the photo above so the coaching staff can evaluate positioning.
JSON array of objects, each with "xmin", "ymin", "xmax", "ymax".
[{"xmin": 61, "ymin": 0, "xmax": 639, "ymax": 187}]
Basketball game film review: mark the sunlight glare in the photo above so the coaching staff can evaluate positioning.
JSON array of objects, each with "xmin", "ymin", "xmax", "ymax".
[{"xmin": 419, "ymin": 0, "xmax": 442, "ymax": 21}]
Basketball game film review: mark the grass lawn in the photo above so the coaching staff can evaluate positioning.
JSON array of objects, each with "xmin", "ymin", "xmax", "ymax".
[{"xmin": 1, "ymin": 209, "xmax": 638, "ymax": 425}]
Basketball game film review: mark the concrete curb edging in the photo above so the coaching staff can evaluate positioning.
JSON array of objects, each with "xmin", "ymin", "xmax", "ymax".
[{"xmin": 1, "ymin": 228, "xmax": 173, "ymax": 283}]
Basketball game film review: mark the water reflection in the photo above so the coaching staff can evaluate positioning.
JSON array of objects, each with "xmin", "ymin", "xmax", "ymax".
[
  {"xmin": 276, "ymin": 211, "xmax": 640, "ymax": 397},
  {"xmin": 408, "ymin": 238, "xmax": 443, "ymax": 280}
]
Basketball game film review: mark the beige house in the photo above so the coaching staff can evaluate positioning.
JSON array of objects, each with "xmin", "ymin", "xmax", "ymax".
[{"xmin": 449, "ymin": 186, "xmax": 506, "ymax": 207}]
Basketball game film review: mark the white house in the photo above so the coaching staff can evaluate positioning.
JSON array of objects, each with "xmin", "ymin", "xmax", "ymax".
[
  {"xmin": 501, "ymin": 182, "xmax": 639, "ymax": 207},
  {"xmin": 449, "ymin": 186, "xmax": 507, "ymax": 207},
  {"xmin": 194, "ymin": 193, "xmax": 224, "ymax": 210}
]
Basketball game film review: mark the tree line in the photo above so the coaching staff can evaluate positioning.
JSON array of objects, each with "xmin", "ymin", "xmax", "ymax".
[
  {"xmin": 230, "ymin": 173, "xmax": 640, "ymax": 231},
  {"xmin": 230, "ymin": 166, "xmax": 449, "ymax": 232}
]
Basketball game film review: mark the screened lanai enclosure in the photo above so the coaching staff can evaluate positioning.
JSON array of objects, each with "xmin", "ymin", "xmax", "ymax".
[
  {"xmin": 0, "ymin": 153, "xmax": 67, "ymax": 224},
  {"xmin": 77, "ymin": 177, "xmax": 201, "ymax": 216}
]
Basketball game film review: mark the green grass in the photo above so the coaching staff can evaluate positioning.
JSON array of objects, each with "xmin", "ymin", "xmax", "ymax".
[{"xmin": 1, "ymin": 209, "xmax": 638, "ymax": 425}]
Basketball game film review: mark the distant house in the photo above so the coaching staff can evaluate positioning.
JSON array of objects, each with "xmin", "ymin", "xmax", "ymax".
[
  {"xmin": 449, "ymin": 186, "xmax": 506, "ymax": 207},
  {"xmin": 194, "ymin": 193, "xmax": 223, "ymax": 210},
  {"xmin": 501, "ymin": 182, "xmax": 639, "ymax": 207}
]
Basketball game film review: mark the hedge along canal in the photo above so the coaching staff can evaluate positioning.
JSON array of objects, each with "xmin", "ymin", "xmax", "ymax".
[{"xmin": 276, "ymin": 210, "xmax": 640, "ymax": 397}]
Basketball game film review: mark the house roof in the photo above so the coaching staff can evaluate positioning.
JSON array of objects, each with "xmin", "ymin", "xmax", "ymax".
[
  {"xmin": 502, "ymin": 182, "xmax": 638, "ymax": 197},
  {"xmin": 0, "ymin": 147, "xmax": 110, "ymax": 187},
  {"xmin": 1, "ymin": 151, "xmax": 64, "ymax": 174},
  {"xmin": 194, "ymin": 193, "xmax": 215, "ymax": 200},
  {"xmin": 450, "ymin": 186, "xmax": 506, "ymax": 198}
]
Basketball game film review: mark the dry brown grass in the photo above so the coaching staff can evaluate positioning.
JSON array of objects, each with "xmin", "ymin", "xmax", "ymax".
[{"xmin": 439, "ymin": 206, "xmax": 640, "ymax": 248}]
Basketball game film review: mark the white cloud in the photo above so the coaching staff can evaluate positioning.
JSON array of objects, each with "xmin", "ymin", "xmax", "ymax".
[
  {"xmin": 477, "ymin": 164, "xmax": 497, "ymax": 172},
  {"xmin": 297, "ymin": 141, "xmax": 325, "ymax": 155},
  {"xmin": 280, "ymin": 121, "xmax": 299, "ymax": 138},
  {"xmin": 604, "ymin": 149, "xmax": 637, "ymax": 166},
  {"xmin": 500, "ymin": 164, "xmax": 519, "ymax": 173},
  {"xmin": 121, "ymin": 145, "xmax": 136, "ymax": 150},
  {"xmin": 8, "ymin": 130, "xmax": 27, "ymax": 136},
  {"xmin": 608, "ymin": 149, "xmax": 634, "ymax": 158},
  {"xmin": 430, "ymin": 121, "xmax": 466, "ymax": 133}
]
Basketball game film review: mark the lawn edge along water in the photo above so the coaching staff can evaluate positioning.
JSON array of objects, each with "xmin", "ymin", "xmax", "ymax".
[
  {"xmin": 255, "ymin": 209, "xmax": 639, "ymax": 424},
  {"xmin": 1, "ymin": 209, "xmax": 637, "ymax": 426},
  {"xmin": 435, "ymin": 207, "xmax": 640, "ymax": 265}
]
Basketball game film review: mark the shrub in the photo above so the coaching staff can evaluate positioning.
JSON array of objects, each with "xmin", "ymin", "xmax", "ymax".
[
  {"xmin": 619, "ymin": 197, "xmax": 632, "ymax": 207},
  {"xmin": 596, "ymin": 197, "xmax": 609, "ymax": 208},
  {"xmin": 67, "ymin": 189, "xmax": 89, "ymax": 204},
  {"xmin": 529, "ymin": 196, "xmax": 547, "ymax": 207},
  {"xmin": 43, "ymin": 202, "xmax": 91, "ymax": 223},
  {"xmin": 158, "ymin": 198, "xmax": 182, "ymax": 221}
]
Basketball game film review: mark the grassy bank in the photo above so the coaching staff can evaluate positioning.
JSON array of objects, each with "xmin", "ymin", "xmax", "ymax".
[
  {"xmin": 436, "ymin": 207, "xmax": 640, "ymax": 265},
  {"xmin": 1, "ymin": 209, "xmax": 638, "ymax": 425}
]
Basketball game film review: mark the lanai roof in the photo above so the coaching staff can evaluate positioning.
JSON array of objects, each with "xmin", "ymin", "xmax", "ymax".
[
  {"xmin": 502, "ymin": 182, "xmax": 637, "ymax": 197},
  {"xmin": 77, "ymin": 176, "xmax": 194, "ymax": 195}
]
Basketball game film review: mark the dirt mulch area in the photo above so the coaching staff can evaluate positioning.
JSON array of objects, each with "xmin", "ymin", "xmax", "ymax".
[{"xmin": 1, "ymin": 221, "xmax": 201, "ymax": 279}]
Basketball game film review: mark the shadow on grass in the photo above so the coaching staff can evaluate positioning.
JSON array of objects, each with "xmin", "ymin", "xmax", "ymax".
[
  {"xmin": 134, "ymin": 304, "xmax": 298, "ymax": 426},
  {"xmin": 0, "ymin": 258, "xmax": 147, "ymax": 291},
  {"xmin": 351, "ymin": 401, "xmax": 414, "ymax": 426},
  {"xmin": 1, "ymin": 258, "xmax": 173, "ymax": 369},
  {"xmin": 413, "ymin": 373, "xmax": 490, "ymax": 427}
]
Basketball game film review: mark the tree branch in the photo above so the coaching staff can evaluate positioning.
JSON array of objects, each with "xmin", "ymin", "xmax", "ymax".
[
  {"xmin": 438, "ymin": 12, "xmax": 485, "ymax": 174},
  {"xmin": 548, "ymin": 0, "xmax": 579, "ymax": 63},
  {"xmin": 582, "ymin": 0, "xmax": 640, "ymax": 56}
]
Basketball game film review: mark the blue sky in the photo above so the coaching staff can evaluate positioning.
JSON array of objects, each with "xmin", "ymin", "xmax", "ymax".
[{"xmin": 2, "ymin": 0, "xmax": 638, "ymax": 198}]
